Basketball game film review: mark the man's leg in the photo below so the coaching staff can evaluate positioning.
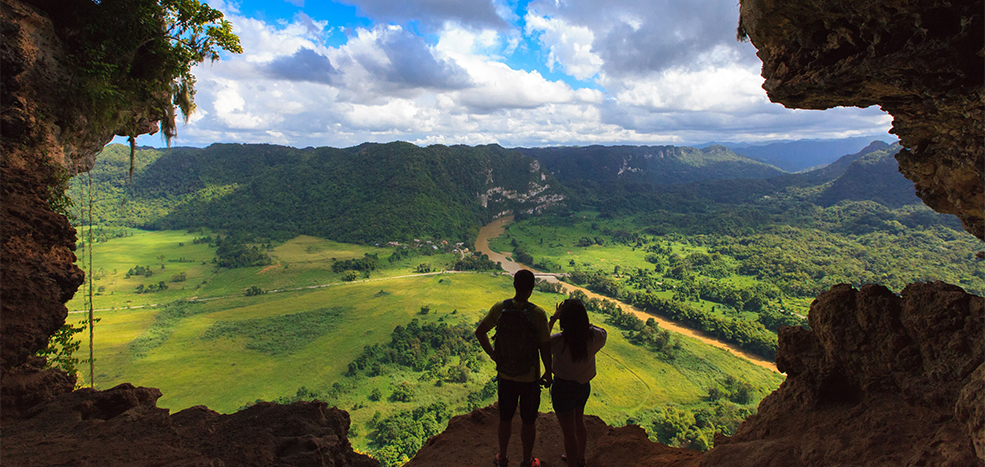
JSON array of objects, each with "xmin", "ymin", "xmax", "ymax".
[
  {"xmin": 498, "ymin": 378, "xmax": 521, "ymax": 464},
  {"xmin": 520, "ymin": 421, "xmax": 536, "ymax": 463},
  {"xmin": 499, "ymin": 419, "xmax": 512, "ymax": 460},
  {"xmin": 518, "ymin": 381, "xmax": 541, "ymax": 464}
]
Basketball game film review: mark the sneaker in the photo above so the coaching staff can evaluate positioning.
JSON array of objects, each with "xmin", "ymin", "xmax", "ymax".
[
  {"xmin": 521, "ymin": 458, "xmax": 541, "ymax": 467},
  {"xmin": 495, "ymin": 453, "xmax": 509, "ymax": 466}
]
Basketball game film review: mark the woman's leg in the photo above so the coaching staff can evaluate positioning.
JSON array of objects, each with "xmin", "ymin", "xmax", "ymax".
[
  {"xmin": 574, "ymin": 406, "xmax": 588, "ymax": 464},
  {"xmin": 555, "ymin": 411, "xmax": 579, "ymax": 467}
]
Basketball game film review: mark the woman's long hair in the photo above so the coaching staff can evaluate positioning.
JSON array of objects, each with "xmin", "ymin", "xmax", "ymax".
[{"xmin": 559, "ymin": 298, "xmax": 592, "ymax": 362}]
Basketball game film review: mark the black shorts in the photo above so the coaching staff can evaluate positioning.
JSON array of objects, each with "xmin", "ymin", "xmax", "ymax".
[
  {"xmin": 498, "ymin": 377, "xmax": 541, "ymax": 424},
  {"xmin": 550, "ymin": 378, "xmax": 590, "ymax": 413}
]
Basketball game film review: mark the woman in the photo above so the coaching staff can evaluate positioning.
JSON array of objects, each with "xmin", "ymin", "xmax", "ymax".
[{"xmin": 549, "ymin": 298, "xmax": 607, "ymax": 467}]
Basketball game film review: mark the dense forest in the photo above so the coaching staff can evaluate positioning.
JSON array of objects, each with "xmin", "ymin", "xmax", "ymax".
[
  {"xmin": 73, "ymin": 143, "xmax": 568, "ymax": 244},
  {"xmin": 516, "ymin": 144, "xmax": 785, "ymax": 185}
]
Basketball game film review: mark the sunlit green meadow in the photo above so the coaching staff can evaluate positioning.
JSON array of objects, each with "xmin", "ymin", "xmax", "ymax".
[{"xmin": 67, "ymin": 229, "xmax": 783, "ymax": 453}]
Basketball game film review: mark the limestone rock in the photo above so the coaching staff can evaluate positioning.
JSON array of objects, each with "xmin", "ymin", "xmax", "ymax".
[
  {"xmin": 738, "ymin": 0, "xmax": 985, "ymax": 240},
  {"xmin": 704, "ymin": 282, "xmax": 984, "ymax": 466},
  {"xmin": 1, "ymin": 383, "xmax": 379, "ymax": 467}
]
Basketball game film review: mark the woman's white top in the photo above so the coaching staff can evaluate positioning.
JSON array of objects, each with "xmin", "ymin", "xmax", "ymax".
[{"xmin": 550, "ymin": 326, "xmax": 607, "ymax": 384}]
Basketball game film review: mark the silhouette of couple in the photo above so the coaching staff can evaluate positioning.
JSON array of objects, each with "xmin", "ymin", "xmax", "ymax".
[{"xmin": 475, "ymin": 270, "xmax": 607, "ymax": 467}]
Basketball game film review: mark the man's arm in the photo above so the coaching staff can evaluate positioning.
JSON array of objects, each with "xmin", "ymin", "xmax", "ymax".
[
  {"xmin": 475, "ymin": 320, "xmax": 496, "ymax": 362},
  {"xmin": 539, "ymin": 340, "xmax": 552, "ymax": 386}
]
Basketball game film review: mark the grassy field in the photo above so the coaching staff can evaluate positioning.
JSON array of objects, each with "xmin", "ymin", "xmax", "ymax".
[
  {"xmin": 490, "ymin": 213, "xmax": 801, "ymax": 318},
  {"xmin": 68, "ymin": 231, "xmax": 463, "ymax": 311},
  {"xmin": 65, "ymin": 228, "xmax": 783, "ymax": 456}
]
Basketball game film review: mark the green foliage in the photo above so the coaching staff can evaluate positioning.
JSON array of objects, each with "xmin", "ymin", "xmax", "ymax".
[
  {"xmin": 36, "ymin": 323, "xmax": 84, "ymax": 379},
  {"xmin": 341, "ymin": 270, "xmax": 359, "ymax": 281},
  {"xmin": 370, "ymin": 402, "xmax": 452, "ymax": 466},
  {"xmin": 202, "ymin": 307, "xmax": 345, "ymax": 356},
  {"xmin": 452, "ymin": 253, "xmax": 498, "ymax": 271},
  {"xmin": 215, "ymin": 241, "xmax": 272, "ymax": 268},
  {"xmin": 46, "ymin": 0, "xmax": 241, "ymax": 145},
  {"xmin": 125, "ymin": 265, "xmax": 155, "ymax": 278},
  {"xmin": 333, "ymin": 254, "xmax": 380, "ymax": 273},
  {"xmin": 244, "ymin": 285, "xmax": 264, "ymax": 296},
  {"xmin": 389, "ymin": 381, "xmax": 414, "ymax": 402},
  {"xmin": 348, "ymin": 319, "xmax": 480, "ymax": 375},
  {"xmin": 135, "ymin": 281, "xmax": 169, "ymax": 294}
]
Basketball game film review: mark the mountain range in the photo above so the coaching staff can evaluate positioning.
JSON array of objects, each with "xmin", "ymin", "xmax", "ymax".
[{"xmin": 83, "ymin": 139, "xmax": 920, "ymax": 244}]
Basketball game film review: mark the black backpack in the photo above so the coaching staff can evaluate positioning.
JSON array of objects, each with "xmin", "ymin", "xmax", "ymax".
[{"xmin": 493, "ymin": 299, "xmax": 539, "ymax": 377}]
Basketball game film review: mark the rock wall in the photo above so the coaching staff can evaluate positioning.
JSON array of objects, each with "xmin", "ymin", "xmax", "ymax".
[
  {"xmin": 738, "ymin": 0, "xmax": 985, "ymax": 240},
  {"xmin": 0, "ymin": 0, "xmax": 89, "ymax": 415},
  {"xmin": 1, "ymin": 383, "xmax": 379, "ymax": 466},
  {"xmin": 704, "ymin": 282, "xmax": 984, "ymax": 465}
]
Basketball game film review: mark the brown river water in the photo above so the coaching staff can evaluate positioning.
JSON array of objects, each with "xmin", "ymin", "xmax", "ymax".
[{"xmin": 475, "ymin": 215, "xmax": 780, "ymax": 373}]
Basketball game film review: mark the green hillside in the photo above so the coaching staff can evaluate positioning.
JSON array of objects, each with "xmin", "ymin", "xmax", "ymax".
[
  {"xmin": 76, "ymin": 143, "xmax": 568, "ymax": 244},
  {"xmin": 517, "ymin": 144, "xmax": 786, "ymax": 185},
  {"xmin": 816, "ymin": 143, "xmax": 920, "ymax": 208}
]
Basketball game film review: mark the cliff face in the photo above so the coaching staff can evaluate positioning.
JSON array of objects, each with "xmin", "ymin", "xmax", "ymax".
[
  {"xmin": 1, "ymin": 0, "xmax": 90, "ymax": 416},
  {"xmin": 738, "ymin": 0, "xmax": 984, "ymax": 240},
  {"xmin": 704, "ymin": 282, "xmax": 983, "ymax": 466}
]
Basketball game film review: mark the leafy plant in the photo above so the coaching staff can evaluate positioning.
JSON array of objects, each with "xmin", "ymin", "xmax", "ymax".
[{"xmin": 36, "ymin": 323, "xmax": 84, "ymax": 383}]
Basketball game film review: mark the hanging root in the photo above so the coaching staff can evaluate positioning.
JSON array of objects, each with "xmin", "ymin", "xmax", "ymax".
[{"xmin": 128, "ymin": 135, "xmax": 136, "ymax": 182}]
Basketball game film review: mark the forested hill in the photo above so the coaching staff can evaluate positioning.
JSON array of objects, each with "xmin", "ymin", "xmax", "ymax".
[
  {"xmin": 722, "ymin": 137, "xmax": 891, "ymax": 172},
  {"xmin": 81, "ymin": 142, "xmax": 566, "ymax": 243},
  {"xmin": 515, "ymin": 145, "xmax": 785, "ymax": 185},
  {"xmin": 815, "ymin": 142, "xmax": 920, "ymax": 208}
]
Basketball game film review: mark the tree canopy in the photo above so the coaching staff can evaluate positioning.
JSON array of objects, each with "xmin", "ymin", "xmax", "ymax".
[{"xmin": 37, "ymin": 0, "xmax": 241, "ymax": 157}]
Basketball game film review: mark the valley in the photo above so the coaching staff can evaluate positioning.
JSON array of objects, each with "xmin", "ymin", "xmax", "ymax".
[
  {"xmin": 54, "ymin": 140, "xmax": 982, "ymax": 466},
  {"xmin": 64, "ymin": 226, "xmax": 782, "ymax": 465}
]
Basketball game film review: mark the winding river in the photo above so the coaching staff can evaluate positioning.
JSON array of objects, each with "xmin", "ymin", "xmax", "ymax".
[{"xmin": 475, "ymin": 216, "xmax": 780, "ymax": 373}]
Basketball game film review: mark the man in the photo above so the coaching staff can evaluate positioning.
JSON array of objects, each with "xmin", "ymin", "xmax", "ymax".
[{"xmin": 475, "ymin": 269, "xmax": 552, "ymax": 467}]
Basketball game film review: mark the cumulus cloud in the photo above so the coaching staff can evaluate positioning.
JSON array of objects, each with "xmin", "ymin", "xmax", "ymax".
[
  {"xmin": 148, "ymin": 0, "xmax": 894, "ymax": 150},
  {"xmin": 527, "ymin": 0, "xmax": 756, "ymax": 77},
  {"xmin": 265, "ymin": 48, "xmax": 338, "ymax": 84},
  {"xmin": 354, "ymin": 27, "xmax": 472, "ymax": 91},
  {"xmin": 524, "ymin": 12, "xmax": 603, "ymax": 80},
  {"xmin": 338, "ymin": 0, "xmax": 506, "ymax": 30}
]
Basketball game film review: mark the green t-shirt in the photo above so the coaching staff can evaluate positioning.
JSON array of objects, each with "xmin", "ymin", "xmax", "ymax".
[{"xmin": 481, "ymin": 299, "xmax": 551, "ymax": 382}]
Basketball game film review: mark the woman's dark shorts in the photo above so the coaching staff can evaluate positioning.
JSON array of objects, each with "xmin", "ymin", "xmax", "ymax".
[
  {"xmin": 498, "ymin": 377, "xmax": 541, "ymax": 423},
  {"xmin": 551, "ymin": 378, "xmax": 591, "ymax": 413}
]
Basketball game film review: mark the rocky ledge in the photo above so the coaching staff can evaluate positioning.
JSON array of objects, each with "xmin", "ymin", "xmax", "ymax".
[
  {"xmin": 705, "ymin": 282, "xmax": 984, "ymax": 466},
  {"xmin": 406, "ymin": 405, "xmax": 702, "ymax": 467},
  {"xmin": 1, "ymin": 383, "xmax": 379, "ymax": 467}
]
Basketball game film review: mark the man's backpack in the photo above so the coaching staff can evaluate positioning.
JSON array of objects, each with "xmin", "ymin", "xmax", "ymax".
[{"xmin": 493, "ymin": 299, "xmax": 539, "ymax": 377}]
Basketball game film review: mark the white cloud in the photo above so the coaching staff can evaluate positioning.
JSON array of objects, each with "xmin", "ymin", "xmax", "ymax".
[
  {"xmin": 609, "ymin": 59, "xmax": 766, "ymax": 112},
  {"xmin": 524, "ymin": 12, "xmax": 603, "ymax": 80},
  {"xmin": 153, "ymin": 2, "xmax": 894, "ymax": 150}
]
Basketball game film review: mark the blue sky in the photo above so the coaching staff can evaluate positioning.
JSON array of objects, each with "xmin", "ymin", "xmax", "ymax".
[{"xmin": 122, "ymin": 0, "xmax": 895, "ymax": 149}]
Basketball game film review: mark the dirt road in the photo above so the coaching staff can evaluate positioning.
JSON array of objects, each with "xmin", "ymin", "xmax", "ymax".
[{"xmin": 475, "ymin": 216, "xmax": 779, "ymax": 373}]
